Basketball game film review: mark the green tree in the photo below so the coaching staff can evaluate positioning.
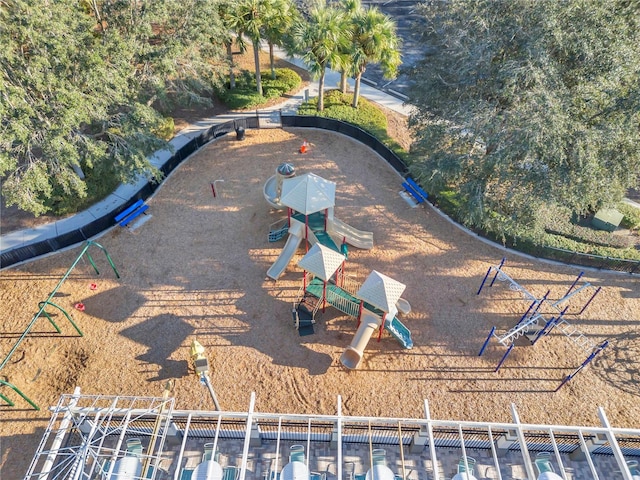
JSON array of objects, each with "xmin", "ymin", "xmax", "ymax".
[
  {"xmin": 290, "ymin": 1, "xmax": 349, "ymax": 111},
  {"xmin": 336, "ymin": 0, "xmax": 362, "ymax": 93},
  {"xmin": 263, "ymin": 0, "xmax": 299, "ymax": 80},
  {"xmin": 1, "ymin": 0, "xmax": 228, "ymax": 216},
  {"xmin": 88, "ymin": 0, "xmax": 227, "ymax": 109},
  {"xmin": 233, "ymin": 0, "xmax": 276, "ymax": 96},
  {"xmin": 350, "ymin": 5, "xmax": 401, "ymax": 108},
  {"xmin": 217, "ymin": 0, "xmax": 243, "ymax": 90},
  {"xmin": 0, "ymin": 0, "xmax": 165, "ymax": 215},
  {"xmin": 408, "ymin": 0, "xmax": 640, "ymax": 234}
]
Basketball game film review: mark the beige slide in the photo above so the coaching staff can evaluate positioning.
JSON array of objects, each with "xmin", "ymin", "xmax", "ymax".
[{"xmin": 339, "ymin": 311, "xmax": 381, "ymax": 370}]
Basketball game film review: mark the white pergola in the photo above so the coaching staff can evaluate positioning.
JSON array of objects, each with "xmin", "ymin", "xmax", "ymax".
[{"xmin": 24, "ymin": 390, "xmax": 640, "ymax": 480}]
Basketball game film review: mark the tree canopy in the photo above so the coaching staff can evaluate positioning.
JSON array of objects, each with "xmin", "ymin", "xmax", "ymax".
[
  {"xmin": 408, "ymin": 0, "xmax": 640, "ymax": 234},
  {"xmin": 290, "ymin": 0, "xmax": 349, "ymax": 111},
  {"xmin": 0, "ymin": 0, "xmax": 227, "ymax": 215},
  {"xmin": 349, "ymin": 3, "xmax": 400, "ymax": 108}
]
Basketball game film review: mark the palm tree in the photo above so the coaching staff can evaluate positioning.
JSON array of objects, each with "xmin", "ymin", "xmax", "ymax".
[
  {"xmin": 290, "ymin": 1, "xmax": 349, "ymax": 111},
  {"xmin": 263, "ymin": 0, "xmax": 299, "ymax": 79},
  {"xmin": 351, "ymin": 6, "xmax": 401, "ymax": 108},
  {"xmin": 337, "ymin": 0, "xmax": 362, "ymax": 93},
  {"xmin": 233, "ymin": 0, "xmax": 275, "ymax": 95},
  {"xmin": 217, "ymin": 1, "xmax": 242, "ymax": 89}
]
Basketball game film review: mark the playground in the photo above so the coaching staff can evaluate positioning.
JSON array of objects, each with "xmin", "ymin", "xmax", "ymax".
[{"xmin": 1, "ymin": 127, "xmax": 640, "ymax": 476}]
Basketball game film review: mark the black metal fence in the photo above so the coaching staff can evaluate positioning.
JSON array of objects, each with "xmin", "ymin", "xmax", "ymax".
[
  {"xmin": 2, "ymin": 113, "xmax": 638, "ymax": 277},
  {"xmin": 539, "ymin": 246, "xmax": 640, "ymax": 275}
]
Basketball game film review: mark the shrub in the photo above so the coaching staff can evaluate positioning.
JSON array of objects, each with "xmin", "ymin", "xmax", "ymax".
[
  {"xmin": 298, "ymin": 90, "xmax": 409, "ymax": 161},
  {"xmin": 618, "ymin": 202, "xmax": 640, "ymax": 231},
  {"xmin": 154, "ymin": 116, "xmax": 175, "ymax": 140},
  {"xmin": 540, "ymin": 204, "xmax": 635, "ymax": 249},
  {"xmin": 45, "ymin": 163, "xmax": 121, "ymax": 216},
  {"xmin": 265, "ymin": 68, "xmax": 301, "ymax": 92},
  {"xmin": 216, "ymin": 68, "xmax": 301, "ymax": 110}
]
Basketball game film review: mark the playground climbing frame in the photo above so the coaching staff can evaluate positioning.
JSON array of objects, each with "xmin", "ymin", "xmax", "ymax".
[{"xmin": 477, "ymin": 258, "xmax": 608, "ymax": 391}]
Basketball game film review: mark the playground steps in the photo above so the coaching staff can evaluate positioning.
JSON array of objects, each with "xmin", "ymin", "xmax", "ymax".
[
  {"xmin": 292, "ymin": 303, "xmax": 315, "ymax": 336},
  {"xmin": 268, "ymin": 226, "xmax": 289, "ymax": 242}
]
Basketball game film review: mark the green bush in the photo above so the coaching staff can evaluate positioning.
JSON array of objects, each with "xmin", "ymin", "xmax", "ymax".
[
  {"xmin": 45, "ymin": 163, "xmax": 121, "ymax": 216},
  {"xmin": 426, "ymin": 187, "xmax": 640, "ymax": 263},
  {"xmin": 216, "ymin": 68, "xmax": 301, "ymax": 110},
  {"xmin": 266, "ymin": 68, "xmax": 301, "ymax": 92},
  {"xmin": 299, "ymin": 90, "xmax": 387, "ymax": 135},
  {"xmin": 541, "ymin": 204, "xmax": 634, "ymax": 248},
  {"xmin": 618, "ymin": 202, "xmax": 640, "ymax": 231},
  {"xmin": 154, "ymin": 116, "xmax": 175, "ymax": 140},
  {"xmin": 298, "ymin": 90, "xmax": 409, "ymax": 161},
  {"xmin": 541, "ymin": 233, "xmax": 640, "ymax": 261}
]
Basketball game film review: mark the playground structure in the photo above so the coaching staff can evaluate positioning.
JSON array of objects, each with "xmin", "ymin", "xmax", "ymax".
[
  {"xmin": 263, "ymin": 170, "xmax": 412, "ymax": 368},
  {"xmin": 0, "ymin": 241, "xmax": 119, "ymax": 409},
  {"xmin": 296, "ymin": 257, "xmax": 413, "ymax": 369},
  {"xmin": 263, "ymin": 162, "xmax": 297, "ymax": 209},
  {"xmin": 476, "ymin": 258, "xmax": 607, "ymax": 391},
  {"xmin": 265, "ymin": 172, "xmax": 373, "ymax": 281}
]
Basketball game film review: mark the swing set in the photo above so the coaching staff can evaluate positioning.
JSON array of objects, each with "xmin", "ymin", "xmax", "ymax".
[
  {"xmin": 476, "ymin": 258, "xmax": 607, "ymax": 391},
  {"xmin": 0, "ymin": 241, "xmax": 119, "ymax": 409}
]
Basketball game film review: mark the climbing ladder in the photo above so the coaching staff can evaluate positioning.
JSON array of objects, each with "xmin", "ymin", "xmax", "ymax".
[
  {"xmin": 268, "ymin": 219, "xmax": 289, "ymax": 242},
  {"xmin": 292, "ymin": 288, "xmax": 322, "ymax": 336}
]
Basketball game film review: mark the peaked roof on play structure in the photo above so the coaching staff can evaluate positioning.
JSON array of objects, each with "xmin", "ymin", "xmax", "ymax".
[
  {"xmin": 298, "ymin": 243, "xmax": 345, "ymax": 281},
  {"xmin": 356, "ymin": 270, "xmax": 406, "ymax": 313},
  {"xmin": 280, "ymin": 172, "xmax": 336, "ymax": 215}
]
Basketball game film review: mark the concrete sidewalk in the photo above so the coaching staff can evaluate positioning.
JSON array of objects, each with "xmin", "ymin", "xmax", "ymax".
[{"xmin": 176, "ymin": 44, "xmax": 414, "ymax": 138}]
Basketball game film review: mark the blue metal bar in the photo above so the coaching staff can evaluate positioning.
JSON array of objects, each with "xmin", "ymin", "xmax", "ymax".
[
  {"xmin": 488, "ymin": 258, "xmax": 506, "ymax": 288},
  {"xmin": 555, "ymin": 340, "xmax": 609, "ymax": 392},
  {"xmin": 478, "ymin": 326, "xmax": 496, "ymax": 356},
  {"xmin": 530, "ymin": 290, "xmax": 550, "ymax": 317},
  {"xmin": 578, "ymin": 286, "xmax": 602, "ymax": 315},
  {"xmin": 563, "ymin": 272, "xmax": 584, "ymax": 298},
  {"xmin": 477, "ymin": 266, "xmax": 493, "ymax": 295},
  {"xmin": 495, "ymin": 343, "xmax": 514, "ymax": 372},
  {"xmin": 517, "ymin": 300, "xmax": 537, "ymax": 324},
  {"xmin": 532, "ymin": 316, "xmax": 556, "ymax": 345}
]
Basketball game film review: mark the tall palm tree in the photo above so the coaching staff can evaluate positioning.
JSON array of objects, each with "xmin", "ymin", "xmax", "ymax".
[
  {"xmin": 233, "ymin": 0, "xmax": 275, "ymax": 95},
  {"xmin": 218, "ymin": 0, "xmax": 242, "ymax": 89},
  {"xmin": 337, "ymin": 0, "xmax": 362, "ymax": 93},
  {"xmin": 263, "ymin": 0, "xmax": 299, "ymax": 79},
  {"xmin": 351, "ymin": 6, "xmax": 401, "ymax": 108},
  {"xmin": 290, "ymin": 1, "xmax": 349, "ymax": 111}
]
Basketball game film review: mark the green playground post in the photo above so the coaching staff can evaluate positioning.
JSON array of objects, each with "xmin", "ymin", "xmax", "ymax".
[
  {"xmin": 0, "ymin": 391, "xmax": 14, "ymax": 407},
  {"xmin": 87, "ymin": 240, "xmax": 120, "ymax": 278},
  {"xmin": 39, "ymin": 301, "xmax": 83, "ymax": 336},
  {"xmin": 0, "ymin": 379, "xmax": 39, "ymax": 410}
]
